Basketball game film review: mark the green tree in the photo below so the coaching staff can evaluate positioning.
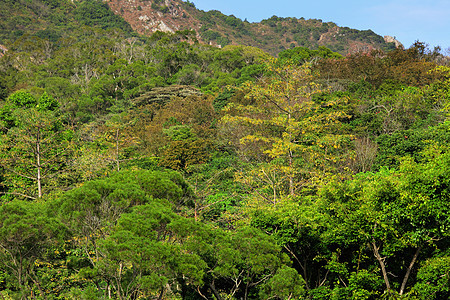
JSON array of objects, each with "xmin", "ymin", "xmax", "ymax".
[
  {"xmin": 93, "ymin": 114, "xmax": 140, "ymax": 172},
  {"xmin": 278, "ymin": 46, "xmax": 342, "ymax": 65},
  {"xmin": 318, "ymin": 151, "xmax": 450, "ymax": 296},
  {"xmin": 0, "ymin": 200, "xmax": 67, "ymax": 298},
  {"xmin": 0, "ymin": 98, "xmax": 70, "ymax": 199},
  {"xmin": 73, "ymin": 0, "xmax": 133, "ymax": 32},
  {"xmin": 57, "ymin": 169, "xmax": 191, "ymax": 271},
  {"xmin": 259, "ymin": 266, "xmax": 306, "ymax": 299},
  {"xmin": 413, "ymin": 256, "xmax": 450, "ymax": 300},
  {"xmin": 99, "ymin": 203, "xmax": 207, "ymax": 299},
  {"xmin": 0, "ymin": 78, "xmax": 8, "ymax": 101},
  {"xmin": 160, "ymin": 137, "xmax": 212, "ymax": 171},
  {"xmin": 37, "ymin": 91, "xmax": 59, "ymax": 111}
]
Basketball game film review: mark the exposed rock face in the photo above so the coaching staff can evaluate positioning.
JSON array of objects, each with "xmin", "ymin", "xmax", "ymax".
[
  {"xmin": 0, "ymin": 44, "xmax": 7, "ymax": 58},
  {"xmin": 384, "ymin": 35, "xmax": 403, "ymax": 48},
  {"xmin": 105, "ymin": 0, "xmax": 400, "ymax": 55},
  {"xmin": 107, "ymin": 0, "xmax": 200, "ymax": 34}
]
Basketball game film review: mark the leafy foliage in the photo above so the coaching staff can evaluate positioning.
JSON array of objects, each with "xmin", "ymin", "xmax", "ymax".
[{"xmin": 0, "ymin": 2, "xmax": 449, "ymax": 298}]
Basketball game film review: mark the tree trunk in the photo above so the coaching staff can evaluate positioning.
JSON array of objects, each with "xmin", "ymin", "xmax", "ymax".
[
  {"xmin": 288, "ymin": 150, "xmax": 294, "ymax": 196},
  {"xmin": 158, "ymin": 287, "xmax": 165, "ymax": 300},
  {"xmin": 399, "ymin": 247, "xmax": 421, "ymax": 295},
  {"xmin": 371, "ymin": 241, "xmax": 391, "ymax": 291},
  {"xmin": 209, "ymin": 281, "xmax": 222, "ymax": 300},
  {"xmin": 28, "ymin": 272, "xmax": 47, "ymax": 300},
  {"xmin": 283, "ymin": 245, "xmax": 311, "ymax": 292},
  {"xmin": 36, "ymin": 129, "xmax": 42, "ymax": 198},
  {"xmin": 116, "ymin": 128, "xmax": 120, "ymax": 172},
  {"xmin": 288, "ymin": 112, "xmax": 294, "ymax": 196},
  {"xmin": 244, "ymin": 282, "xmax": 249, "ymax": 300}
]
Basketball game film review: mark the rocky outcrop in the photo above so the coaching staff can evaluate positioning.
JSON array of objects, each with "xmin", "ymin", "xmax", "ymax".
[
  {"xmin": 0, "ymin": 44, "xmax": 7, "ymax": 58},
  {"xmin": 384, "ymin": 36, "xmax": 403, "ymax": 48},
  {"xmin": 107, "ymin": 0, "xmax": 201, "ymax": 34}
]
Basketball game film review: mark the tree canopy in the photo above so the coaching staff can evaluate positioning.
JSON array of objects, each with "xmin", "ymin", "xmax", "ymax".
[{"xmin": 0, "ymin": 2, "xmax": 449, "ymax": 298}]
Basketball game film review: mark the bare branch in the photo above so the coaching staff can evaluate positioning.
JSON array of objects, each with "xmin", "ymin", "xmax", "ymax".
[{"xmin": 0, "ymin": 192, "xmax": 36, "ymax": 200}]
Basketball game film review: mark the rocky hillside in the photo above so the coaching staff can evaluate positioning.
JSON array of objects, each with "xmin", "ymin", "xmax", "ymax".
[
  {"xmin": 107, "ymin": 0, "xmax": 202, "ymax": 34},
  {"xmin": 0, "ymin": 0, "xmax": 400, "ymax": 56},
  {"xmin": 106, "ymin": 0, "xmax": 400, "ymax": 55}
]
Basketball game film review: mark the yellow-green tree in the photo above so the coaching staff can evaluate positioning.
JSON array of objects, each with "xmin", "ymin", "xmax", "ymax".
[
  {"xmin": 222, "ymin": 61, "xmax": 352, "ymax": 198},
  {"xmin": 428, "ymin": 65, "xmax": 450, "ymax": 117}
]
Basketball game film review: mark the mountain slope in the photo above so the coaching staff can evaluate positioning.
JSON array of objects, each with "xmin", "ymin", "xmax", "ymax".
[
  {"xmin": 107, "ymin": 0, "xmax": 399, "ymax": 55},
  {"xmin": 0, "ymin": 0, "xmax": 399, "ymax": 56},
  {"xmin": 0, "ymin": 0, "xmax": 134, "ymax": 44}
]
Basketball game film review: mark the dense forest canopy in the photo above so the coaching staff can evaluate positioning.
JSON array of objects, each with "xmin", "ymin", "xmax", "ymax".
[{"xmin": 0, "ymin": 0, "xmax": 449, "ymax": 299}]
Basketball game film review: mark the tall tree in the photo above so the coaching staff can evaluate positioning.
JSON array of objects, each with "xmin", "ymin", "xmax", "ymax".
[
  {"xmin": 0, "ymin": 91, "xmax": 70, "ymax": 199},
  {"xmin": 222, "ymin": 61, "xmax": 352, "ymax": 197}
]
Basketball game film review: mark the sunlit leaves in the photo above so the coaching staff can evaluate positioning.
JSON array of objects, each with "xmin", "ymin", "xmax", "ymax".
[{"xmin": 222, "ymin": 62, "xmax": 353, "ymax": 198}]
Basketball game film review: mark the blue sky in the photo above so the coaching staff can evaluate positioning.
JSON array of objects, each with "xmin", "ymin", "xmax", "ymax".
[{"xmin": 190, "ymin": 0, "xmax": 450, "ymax": 52}]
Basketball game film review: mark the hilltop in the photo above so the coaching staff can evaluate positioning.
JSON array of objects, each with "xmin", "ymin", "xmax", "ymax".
[{"xmin": 0, "ymin": 0, "xmax": 399, "ymax": 55}]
